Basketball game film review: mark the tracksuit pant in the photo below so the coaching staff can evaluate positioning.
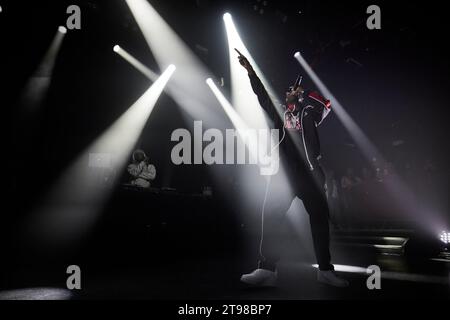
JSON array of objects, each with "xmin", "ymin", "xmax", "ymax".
[{"xmin": 257, "ymin": 164, "xmax": 334, "ymax": 271}]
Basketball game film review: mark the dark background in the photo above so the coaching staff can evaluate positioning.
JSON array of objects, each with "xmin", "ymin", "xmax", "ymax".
[{"xmin": 2, "ymin": 0, "xmax": 450, "ymax": 289}]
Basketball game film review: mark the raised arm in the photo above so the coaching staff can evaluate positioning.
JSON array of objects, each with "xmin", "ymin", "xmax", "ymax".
[{"xmin": 235, "ymin": 49, "xmax": 278, "ymax": 123}]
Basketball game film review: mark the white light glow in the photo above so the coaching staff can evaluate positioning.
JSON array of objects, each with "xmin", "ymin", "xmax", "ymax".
[
  {"xmin": 20, "ymin": 27, "xmax": 66, "ymax": 111},
  {"xmin": 26, "ymin": 65, "xmax": 176, "ymax": 249},
  {"xmin": 223, "ymin": 12, "xmax": 232, "ymax": 21},
  {"xmin": 125, "ymin": 2, "xmax": 293, "ymax": 230},
  {"xmin": 113, "ymin": 44, "xmax": 120, "ymax": 52},
  {"xmin": 206, "ymin": 77, "xmax": 260, "ymax": 165},
  {"xmin": 124, "ymin": 0, "xmax": 224, "ymax": 126},
  {"xmin": 439, "ymin": 231, "xmax": 450, "ymax": 244},
  {"xmin": 223, "ymin": 12, "xmax": 278, "ymax": 129},
  {"xmin": 58, "ymin": 26, "xmax": 67, "ymax": 34}
]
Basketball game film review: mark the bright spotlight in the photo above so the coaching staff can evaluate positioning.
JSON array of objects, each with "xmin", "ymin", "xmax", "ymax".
[
  {"xmin": 439, "ymin": 231, "xmax": 450, "ymax": 244},
  {"xmin": 58, "ymin": 26, "xmax": 67, "ymax": 34},
  {"xmin": 223, "ymin": 12, "xmax": 232, "ymax": 21},
  {"xmin": 113, "ymin": 45, "xmax": 121, "ymax": 52},
  {"xmin": 168, "ymin": 64, "xmax": 176, "ymax": 72},
  {"xmin": 294, "ymin": 51, "xmax": 300, "ymax": 58}
]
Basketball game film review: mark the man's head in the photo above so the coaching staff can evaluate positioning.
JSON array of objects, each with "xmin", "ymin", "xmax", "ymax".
[
  {"xmin": 285, "ymin": 85, "xmax": 304, "ymax": 105},
  {"xmin": 132, "ymin": 149, "xmax": 147, "ymax": 163}
]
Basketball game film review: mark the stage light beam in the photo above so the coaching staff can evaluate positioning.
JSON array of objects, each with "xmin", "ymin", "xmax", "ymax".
[
  {"xmin": 19, "ymin": 26, "xmax": 66, "ymax": 111},
  {"xmin": 206, "ymin": 78, "xmax": 260, "ymax": 165},
  {"xmin": 26, "ymin": 65, "xmax": 176, "ymax": 249},
  {"xmin": 294, "ymin": 51, "xmax": 379, "ymax": 159},
  {"xmin": 223, "ymin": 12, "xmax": 280, "ymax": 129},
  {"xmin": 294, "ymin": 51, "xmax": 445, "ymax": 233},
  {"xmin": 113, "ymin": 44, "xmax": 158, "ymax": 82},
  {"xmin": 124, "ymin": 0, "xmax": 224, "ymax": 126}
]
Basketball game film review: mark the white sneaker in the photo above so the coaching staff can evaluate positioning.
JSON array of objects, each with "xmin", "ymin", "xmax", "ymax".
[
  {"xmin": 317, "ymin": 270, "xmax": 349, "ymax": 287},
  {"xmin": 240, "ymin": 268, "xmax": 277, "ymax": 287}
]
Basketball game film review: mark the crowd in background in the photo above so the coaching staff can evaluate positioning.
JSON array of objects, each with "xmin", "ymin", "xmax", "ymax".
[{"xmin": 326, "ymin": 157, "xmax": 441, "ymax": 230}]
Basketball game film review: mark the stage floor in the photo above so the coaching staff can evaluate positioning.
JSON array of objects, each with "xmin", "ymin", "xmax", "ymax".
[{"xmin": 2, "ymin": 246, "xmax": 449, "ymax": 300}]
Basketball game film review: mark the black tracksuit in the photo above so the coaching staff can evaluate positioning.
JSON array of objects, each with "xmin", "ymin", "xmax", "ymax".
[{"xmin": 248, "ymin": 72, "xmax": 334, "ymax": 271}]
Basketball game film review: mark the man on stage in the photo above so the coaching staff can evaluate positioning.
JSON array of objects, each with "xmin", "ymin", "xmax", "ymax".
[{"xmin": 237, "ymin": 52, "xmax": 348, "ymax": 287}]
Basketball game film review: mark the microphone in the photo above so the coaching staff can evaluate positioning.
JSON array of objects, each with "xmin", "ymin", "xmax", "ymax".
[{"xmin": 293, "ymin": 75, "xmax": 302, "ymax": 91}]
